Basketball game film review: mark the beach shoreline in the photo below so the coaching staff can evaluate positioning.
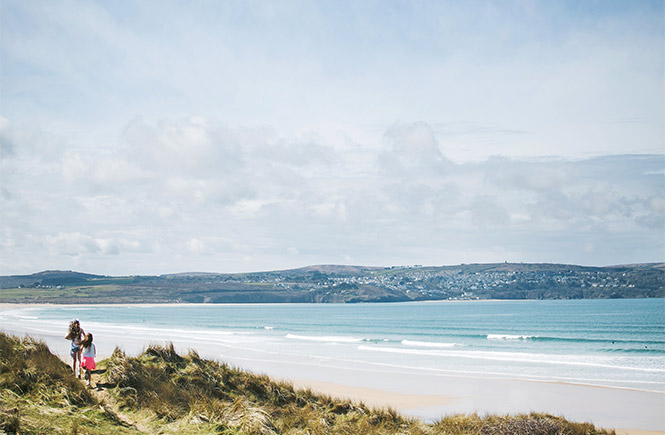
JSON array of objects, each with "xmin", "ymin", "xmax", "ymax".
[
  {"xmin": 1, "ymin": 302, "xmax": 663, "ymax": 433},
  {"xmin": 290, "ymin": 377, "xmax": 662, "ymax": 435}
]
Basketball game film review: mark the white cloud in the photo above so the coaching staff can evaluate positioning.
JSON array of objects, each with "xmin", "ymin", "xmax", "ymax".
[
  {"xmin": 123, "ymin": 117, "xmax": 247, "ymax": 175},
  {"xmin": 650, "ymin": 196, "xmax": 665, "ymax": 213},
  {"xmin": 0, "ymin": 2, "xmax": 663, "ymax": 274},
  {"xmin": 43, "ymin": 232, "xmax": 107, "ymax": 256},
  {"xmin": 1, "ymin": 116, "xmax": 662, "ymax": 275},
  {"xmin": 61, "ymin": 153, "xmax": 89, "ymax": 182},
  {"xmin": 0, "ymin": 118, "xmax": 63, "ymax": 163},
  {"xmin": 485, "ymin": 157, "xmax": 578, "ymax": 191},
  {"xmin": 186, "ymin": 238, "xmax": 207, "ymax": 255},
  {"xmin": 469, "ymin": 195, "xmax": 510, "ymax": 228},
  {"xmin": 379, "ymin": 122, "xmax": 451, "ymax": 176},
  {"xmin": 90, "ymin": 157, "xmax": 148, "ymax": 185}
]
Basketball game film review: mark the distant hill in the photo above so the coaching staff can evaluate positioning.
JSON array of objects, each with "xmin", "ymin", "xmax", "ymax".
[
  {"xmin": 291, "ymin": 264, "xmax": 384, "ymax": 274},
  {"xmin": 0, "ymin": 262, "xmax": 663, "ymax": 304},
  {"xmin": 0, "ymin": 270, "xmax": 104, "ymax": 289}
]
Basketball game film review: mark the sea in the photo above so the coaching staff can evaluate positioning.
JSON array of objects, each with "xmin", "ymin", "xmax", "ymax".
[{"xmin": 2, "ymin": 298, "xmax": 664, "ymax": 393}]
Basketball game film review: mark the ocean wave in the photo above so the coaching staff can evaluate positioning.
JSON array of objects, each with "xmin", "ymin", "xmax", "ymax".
[
  {"xmin": 58, "ymin": 307, "xmax": 95, "ymax": 311},
  {"xmin": 603, "ymin": 347, "xmax": 665, "ymax": 355},
  {"xmin": 67, "ymin": 322, "xmax": 252, "ymax": 339},
  {"xmin": 285, "ymin": 334, "xmax": 364, "ymax": 343},
  {"xmin": 401, "ymin": 339, "xmax": 458, "ymax": 348},
  {"xmin": 357, "ymin": 346, "xmax": 665, "ymax": 373},
  {"xmin": 487, "ymin": 334, "xmax": 535, "ymax": 340},
  {"xmin": 484, "ymin": 334, "xmax": 665, "ymax": 347}
]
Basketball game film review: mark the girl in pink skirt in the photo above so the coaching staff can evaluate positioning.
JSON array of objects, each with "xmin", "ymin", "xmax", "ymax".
[{"xmin": 80, "ymin": 333, "xmax": 96, "ymax": 387}]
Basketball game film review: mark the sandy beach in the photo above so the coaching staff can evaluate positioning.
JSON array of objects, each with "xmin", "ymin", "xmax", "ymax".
[{"xmin": 1, "ymin": 303, "xmax": 663, "ymax": 434}]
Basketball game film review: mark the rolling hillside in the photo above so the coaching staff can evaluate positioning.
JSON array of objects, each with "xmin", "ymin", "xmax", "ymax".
[{"xmin": 1, "ymin": 262, "xmax": 662, "ymax": 304}]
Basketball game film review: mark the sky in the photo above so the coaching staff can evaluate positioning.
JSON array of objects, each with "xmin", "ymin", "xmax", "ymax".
[{"xmin": 1, "ymin": 0, "xmax": 663, "ymax": 276}]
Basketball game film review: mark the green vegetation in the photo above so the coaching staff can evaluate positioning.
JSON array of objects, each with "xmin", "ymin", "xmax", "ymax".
[
  {"xmin": 1, "ymin": 263, "xmax": 663, "ymax": 304},
  {"xmin": 0, "ymin": 333, "xmax": 140, "ymax": 434},
  {"xmin": 1, "ymin": 332, "xmax": 616, "ymax": 434}
]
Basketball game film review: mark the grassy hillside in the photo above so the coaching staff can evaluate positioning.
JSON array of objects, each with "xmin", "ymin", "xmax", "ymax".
[
  {"xmin": 0, "ymin": 333, "xmax": 139, "ymax": 434},
  {"xmin": 2, "ymin": 262, "xmax": 664, "ymax": 304},
  {"xmin": 0, "ymin": 332, "xmax": 615, "ymax": 434}
]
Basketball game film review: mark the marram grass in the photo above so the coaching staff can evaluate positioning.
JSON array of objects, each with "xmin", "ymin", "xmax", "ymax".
[
  {"xmin": 1, "ymin": 332, "xmax": 615, "ymax": 434},
  {"xmin": 0, "ymin": 333, "xmax": 139, "ymax": 434}
]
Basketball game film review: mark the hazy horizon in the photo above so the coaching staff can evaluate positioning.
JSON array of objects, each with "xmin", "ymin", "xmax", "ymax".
[{"xmin": 1, "ymin": 1, "xmax": 663, "ymax": 276}]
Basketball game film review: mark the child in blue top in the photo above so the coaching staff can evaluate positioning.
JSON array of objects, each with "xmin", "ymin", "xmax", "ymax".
[{"xmin": 65, "ymin": 319, "xmax": 85, "ymax": 378}]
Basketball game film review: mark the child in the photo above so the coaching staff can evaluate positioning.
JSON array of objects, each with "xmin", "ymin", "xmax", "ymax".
[
  {"xmin": 65, "ymin": 319, "xmax": 85, "ymax": 378},
  {"xmin": 80, "ymin": 333, "xmax": 96, "ymax": 387}
]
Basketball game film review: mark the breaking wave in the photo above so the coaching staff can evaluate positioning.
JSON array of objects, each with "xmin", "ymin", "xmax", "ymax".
[
  {"xmin": 487, "ymin": 334, "xmax": 535, "ymax": 340},
  {"xmin": 401, "ymin": 339, "xmax": 459, "ymax": 348}
]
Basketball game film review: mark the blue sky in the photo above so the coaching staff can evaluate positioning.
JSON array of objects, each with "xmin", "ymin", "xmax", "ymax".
[{"xmin": 1, "ymin": 0, "xmax": 663, "ymax": 275}]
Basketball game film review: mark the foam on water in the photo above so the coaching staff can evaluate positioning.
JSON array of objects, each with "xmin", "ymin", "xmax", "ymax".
[
  {"xmin": 286, "ymin": 334, "xmax": 364, "ymax": 343},
  {"xmin": 357, "ymin": 345, "xmax": 665, "ymax": 373},
  {"xmin": 487, "ymin": 334, "xmax": 535, "ymax": 340},
  {"xmin": 2, "ymin": 299, "xmax": 663, "ymax": 392},
  {"xmin": 401, "ymin": 339, "xmax": 458, "ymax": 348}
]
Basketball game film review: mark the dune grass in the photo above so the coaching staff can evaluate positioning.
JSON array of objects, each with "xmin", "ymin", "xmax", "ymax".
[
  {"xmin": 0, "ymin": 332, "xmax": 140, "ymax": 434},
  {"xmin": 102, "ymin": 343, "xmax": 417, "ymax": 434},
  {"xmin": 1, "ymin": 332, "xmax": 615, "ymax": 434}
]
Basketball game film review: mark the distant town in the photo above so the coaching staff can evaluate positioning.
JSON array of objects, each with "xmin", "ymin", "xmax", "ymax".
[{"xmin": 1, "ymin": 262, "xmax": 663, "ymax": 304}]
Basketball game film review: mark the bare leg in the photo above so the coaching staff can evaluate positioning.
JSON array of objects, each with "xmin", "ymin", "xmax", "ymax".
[
  {"xmin": 72, "ymin": 349, "xmax": 79, "ymax": 374},
  {"xmin": 75, "ymin": 351, "xmax": 82, "ymax": 377}
]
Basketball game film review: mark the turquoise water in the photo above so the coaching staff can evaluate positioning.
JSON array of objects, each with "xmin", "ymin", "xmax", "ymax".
[{"xmin": 4, "ymin": 298, "xmax": 664, "ymax": 391}]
